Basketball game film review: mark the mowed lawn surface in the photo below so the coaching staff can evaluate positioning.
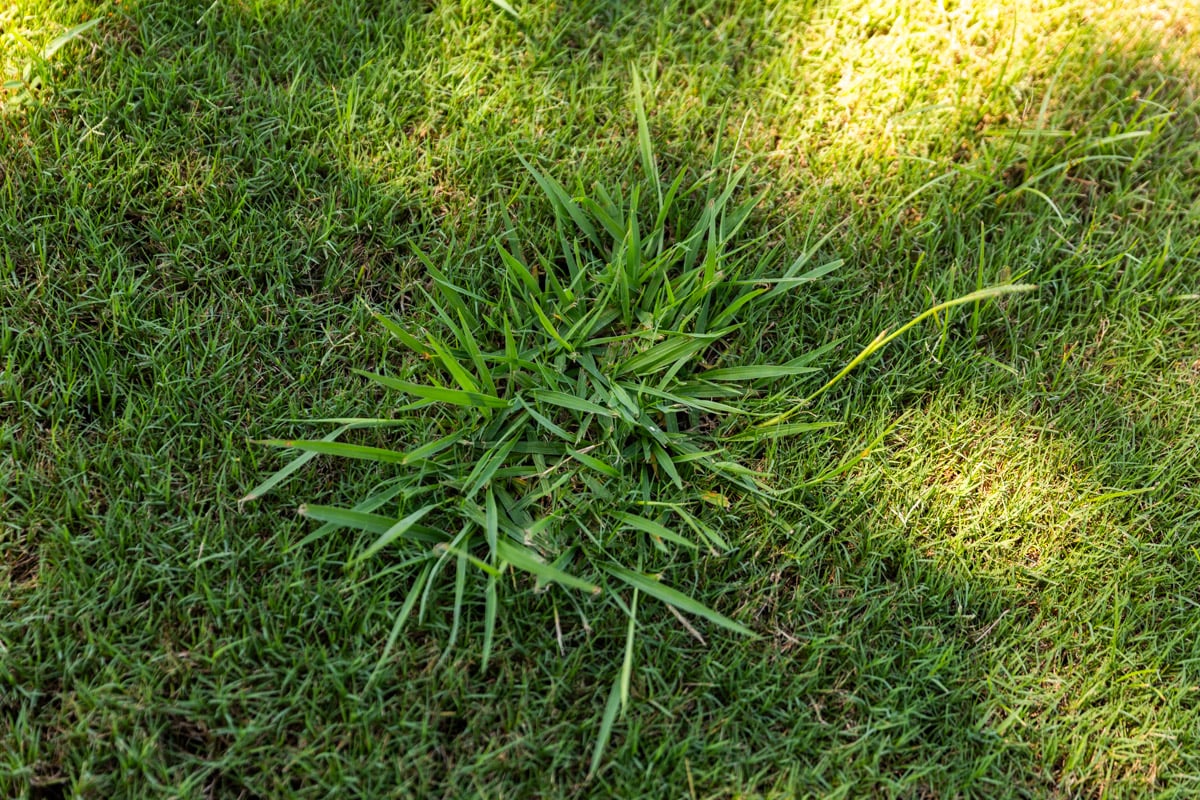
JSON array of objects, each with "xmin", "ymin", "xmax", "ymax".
[{"xmin": 3, "ymin": 0, "xmax": 1200, "ymax": 796}]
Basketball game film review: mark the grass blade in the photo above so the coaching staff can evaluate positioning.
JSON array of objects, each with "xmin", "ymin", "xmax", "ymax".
[
  {"xmin": 354, "ymin": 504, "xmax": 439, "ymax": 562},
  {"xmin": 481, "ymin": 572, "xmax": 498, "ymax": 673},
  {"xmin": 403, "ymin": 431, "xmax": 463, "ymax": 463},
  {"xmin": 699, "ymin": 364, "xmax": 821, "ymax": 382},
  {"xmin": 632, "ymin": 68, "xmax": 660, "ymax": 206},
  {"xmin": 42, "ymin": 17, "xmax": 101, "ymax": 59},
  {"xmin": 650, "ymin": 444, "xmax": 684, "ymax": 491},
  {"xmin": 521, "ymin": 399, "xmax": 576, "ymax": 441},
  {"xmin": 620, "ymin": 588, "xmax": 638, "ymax": 707},
  {"xmin": 240, "ymin": 423, "xmax": 352, "ymax": 503},
  {"xmin": 518, "ymin": 155, "xmax": 600, "ymax": 249},
  {"xmin": 484, "ymin": 487, "xmax": 500, "ymax": 553},
  {"xmin": 671, "ymin": 504, "xmax": 730, "ymax": 551},
  {"xmin": 299, "ymin": 504, "xmax": 395, "ymax": 534},
  {"xmin": 733, "ymin": 420, "xmax": 842, "ymax": 442},
  {"xmin": 290, "ymin": 482, "xmax": 409, "ymax": 551},
  {"xmin": 464, "ymin": 437, "xmax": 518, "ymax": 498},
  {"xmin": 568, "ymin": 448, "xmax": 621, "ymax": 478},
  {"xmin": 355, "ymin": 370, "xmax": 510, "ymax": 409},
  {"xmin": 496, "ymin": 539, "xmax": 599, "ymax": 594},
  {"xmin": 425, "ymin": 332, "xmax": 481, "ymax": 394},
  {"xmin": 254, "ymin": 438, "xmax": 411, "ymax": 464},
  {"xmin": 531, "ymin": 390, "xmax": 614, "ymax": 417},
  {"xmin": 370, "ymin": 309, "xmax": 432, "ymax": 356},
  {"xmin": 709, "ymin": 287, "xmax": 768, "ymax": 329},
  {"xmin": 528, "ymin": 294, "xmax": 575, "ymax": 352},
  {"xmin": 803, "ymin": 284, "xmax": 1038, "ymax": 405},
  {"xmin": 445, "ymin": 550, "xmax": 469, "ymax": 657},
  {"xmin": 498, "ymin": 244, "xmax": 543, "ymax": 303},
  {"xmin": 614, "ymin": 511, "xmax": 697, "ymax": 550},
  {"xmin": 299, "ymin": 504, "xmax": 448, "ymax": 546},
  {"xmin": 602, "ymin": 563, "xmax": 753, "ymax": 636},
  {"xmin": 487, "ymin": 0, "xmax": 519, "ymax": 21},
  {"xmin": 589, "ymin": 674, "xmax": 623, "ymax": 779},
  {"xmin": 366, "ymin": 562, "xmax": 433, "ymax": 689},
  {"xmin": 617, "ymin": 333, "xmax": 722, "ymax": 377}
]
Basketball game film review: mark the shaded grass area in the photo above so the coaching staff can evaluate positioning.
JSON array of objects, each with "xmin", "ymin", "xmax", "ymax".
[{"xmin": 2, "ymin": 0, "xmax": 1199, "ymax": 796}]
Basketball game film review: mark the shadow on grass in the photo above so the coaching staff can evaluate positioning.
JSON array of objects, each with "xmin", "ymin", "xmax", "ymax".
[{"xmin": 2, "ymin": 0, "xmax": 1198, "ymax": 796}]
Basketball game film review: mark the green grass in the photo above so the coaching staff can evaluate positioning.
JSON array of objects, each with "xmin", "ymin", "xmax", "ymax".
[{"xmin": 2, "ymin": 0, "xmax": 1199, "ymax": 796}]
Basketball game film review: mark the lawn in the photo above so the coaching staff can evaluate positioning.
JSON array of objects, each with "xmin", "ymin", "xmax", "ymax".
[{"xmin": 2, "ymin": 0, "xmax": 1199, "ymax": 796}]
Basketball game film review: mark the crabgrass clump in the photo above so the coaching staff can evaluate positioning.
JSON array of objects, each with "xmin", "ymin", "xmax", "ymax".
[
  {"xmin": 244, "ymin": 95, "xmax": 1034, "ymax": 773},
  {"xmin": 245, "ymin": 77, "xmax": 1036, "ymax": 653},
  {"xmin": 244, "ymin": 125, "xmax": 869, "ymax": 764},
  {"xmin": 247, "ymin": 137, "xmax": 845, "ymax": 649}
]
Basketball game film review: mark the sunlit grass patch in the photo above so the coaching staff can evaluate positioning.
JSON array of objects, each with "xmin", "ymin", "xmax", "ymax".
[
  {"xmin": 1, "ymin": 0, "xmax": 104, "ymax": 110},
  {"xmin": 754, "ymin": 0, "xmax": 1198, "ymax": 160},
  {"xmin": 852, "ymin": 393, "xmax": 1135, "ymax": 576},
  {"xmin": 837, "ymin": 379, "xmax": 1200, "ymax": 794}
]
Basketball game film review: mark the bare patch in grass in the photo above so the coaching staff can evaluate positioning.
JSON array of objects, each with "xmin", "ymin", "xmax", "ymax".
[{"xmin": 5, "ymin": 546, "xmax": 40, "ymax": 587}]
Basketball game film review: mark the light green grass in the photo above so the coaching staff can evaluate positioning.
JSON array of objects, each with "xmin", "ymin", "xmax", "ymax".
[{"xmin": 2, "ymin": 0, "xmax": 1199, "ymax": 796}]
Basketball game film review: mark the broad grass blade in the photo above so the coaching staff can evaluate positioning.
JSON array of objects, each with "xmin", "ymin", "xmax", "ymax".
[
  {"xmin": 487, "ymin": 0, "xmax": 519, "ymax": 21},
  {"xmin": 518, "ymin": 155, "xmax": 601, "ymax": 249},
  {"xmin": 531, "ymin": 390, "xmax": 613, "ymax": 417},
  {"xmin": 496, "ymin": 539, "xmax": 599, "ymax": 594},
  {"xmin": 482, "ymin": 572, "xmax": 498, "ymax": 673},
  {"xmin": 602, "ymin": 563, "xmax": 753, "ymax": 636},
  {"xmin": 290, "ymin": 482, "xmax": 409, "ymax": 551},
  {"xmin": 255, "ymin": 438, "xmax": 410, "ymax": 464},
  {"xmin": 699, "ymin": 364, "xmax": 821, "ymax": 382},
  {"xmin": 42, "ymin": 17, "xmax": 101, "ymax": 59},
  {"xmin": 521, "ymin": 401, "xmax": 575, "ymax": 441},
  {"xmin": 464, "ymin": 438, "xmax": 518, "ymax": 498},
  {"xmin": 614, "ymin": 511, "xmax": 696, "ymax": 549},
  {"xmin": 568, "ymin": 448, "xmax": 621, "ymax": 478},
  {"xmin": 404, "ymin": 431, "xmax": 463, "ymax": 463},
  {"xmin": 650, "ymin": 445, "xmax": 684, "ymax": 491},
  {"xmin": 297, "ymin": 505, "xmax": 442, "ymax": 546},
  {"xmin": 632, "ymin": 69, "xmax": 660, "ymax": 205},
  {"xmin": 355, "ymin": 370, "xmax": 510, "ymax": 409},
  {"xmin": 620, "ymin": 588, "xmax": 638, "ymax": 707},
  {"xmin": 355, "ymin": 505, "xmax": 438, "ymax": 561},
  {"xmin": 733, "ymin": 420, "xmax": 842, "ymax": 442},
  {"xmin": 617, "ymin": 333, "xmax": 721, "ymax": 377},
  {"xmin": 370, "ymin": 310, "xmax": 432, "ymax": 356},
  {"xmin": 240, "ymin": 423, "xmax": 352, "ymax": 503}
]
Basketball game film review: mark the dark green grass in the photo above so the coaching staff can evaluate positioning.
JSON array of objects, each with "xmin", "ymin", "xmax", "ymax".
[{"xmin": 3, "ymin": 0, "xmax": 1200, "ymax": 796}]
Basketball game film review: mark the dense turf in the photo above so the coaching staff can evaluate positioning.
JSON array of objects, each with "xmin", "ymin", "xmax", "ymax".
[{"xmin": 3, "ymin": 0, "xmax": 1199, "ymax": 796}]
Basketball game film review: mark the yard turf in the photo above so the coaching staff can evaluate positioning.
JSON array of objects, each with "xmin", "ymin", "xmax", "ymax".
[{"xmin": 2, "ymin": 0, "xmax": 1200, "ymax": 797}]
